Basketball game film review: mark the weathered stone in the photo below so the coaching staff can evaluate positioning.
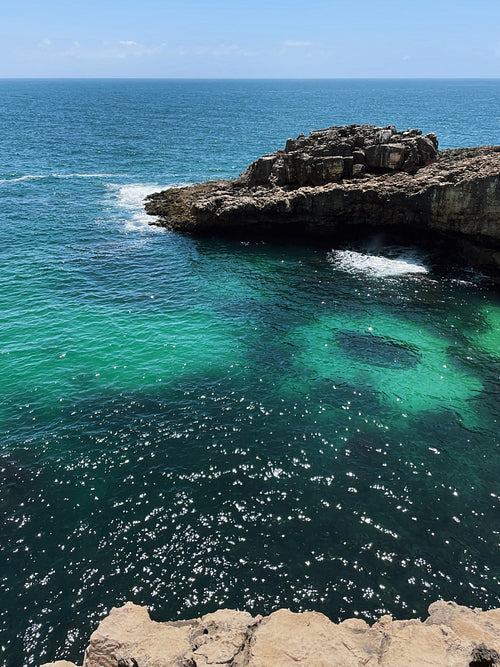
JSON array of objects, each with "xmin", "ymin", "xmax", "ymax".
[
  {"xmin": 425, "ymin": 600, "xmax": 500, "ymax": 654},
  {"xmin": 352, "ymin": 149, "xmax": 365, "ymax": 164},
  {"xmin": 189, "ymin": 609, "xmax": 260, "ymax": 666},
  {"xmin": 43, "ymin": 600, "xmax": 500, "ymax": 667},
  {"xmin": 470, "ymin": 643, "xmax": 500, "ymax": 666},
  {"xmin": 245, "ymin": 154, "xmax": 276, "ymax": 184},
  {"xmin": 248, "ymin": 609, "xmax": 382, "ymax": 666},
  {"xmin": 342, "ymin": 155, "xmax": 354, "ymax": 177},
  {"xmin": 352, "ymin": 163, "xmax": 366, "ymax": 178},
  {"xmin": 312, "ymin": 156, "xmax": 344, "ymax": 184},
  {"xmin": 417, "ymin": 134, "xmax": 439, "ymax": 162},
  {"xmin": 82, "ymin": 602, "xmax": 197, "ymax": 667},
  {"xmin": 144, "ymin": 128, "xmax": 500, "ymax": 276},
  {"xmin": 238, "ymin": 124, "xmax": 438, "ymax": 187},
  {"xmin": 365, "ymin": 142, "xmax": 406, "ymax": 170}
]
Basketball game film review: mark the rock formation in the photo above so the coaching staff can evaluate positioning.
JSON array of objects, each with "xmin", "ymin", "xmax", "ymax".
[
  {"xmin": 41, "ymin": 600, "xmax": 500, "ymax": 666},
  {"xmin": 238, "ymin": 124, "xmax": 439, "ymax": 187},
  {"xmin": 144, "ymin": 125, "xmax": 500, "ymax": 276}
]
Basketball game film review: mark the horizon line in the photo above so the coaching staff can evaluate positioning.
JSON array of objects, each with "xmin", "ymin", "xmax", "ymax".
[{"xmin": 1, "ymin": 75, "xmax": 499, "ymax": 81}]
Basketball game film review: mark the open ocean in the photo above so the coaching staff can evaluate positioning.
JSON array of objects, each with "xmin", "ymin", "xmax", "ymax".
[{"xmin": 0, "ymin": 79, "xmax": 499, "ymax": 666}]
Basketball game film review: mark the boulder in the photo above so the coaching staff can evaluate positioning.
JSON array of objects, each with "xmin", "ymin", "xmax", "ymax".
[{"xmin": 238, "ymin": 124, "xmax": 439, "ymax": 188}]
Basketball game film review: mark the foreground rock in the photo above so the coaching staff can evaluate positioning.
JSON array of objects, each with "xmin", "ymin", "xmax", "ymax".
[
  {"xmin": 42, "ymin": 600, "xmax": 500, "ymax": 666},
  {"xmin": 144, "ymin": 125, "xmax": 500, "ymax": 276}
]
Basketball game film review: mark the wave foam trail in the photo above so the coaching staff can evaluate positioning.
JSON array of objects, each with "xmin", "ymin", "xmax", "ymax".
[
  {"xmin": 0, "ymin": 173, "xmax": 119, "ymax": 184},
  {"xmin": 329, "ymin": 249, "xmax": 428, "ymax": 277},
  {"xmin": 0, "ymin": 174, "xmax": 46, "ymax": 184}
]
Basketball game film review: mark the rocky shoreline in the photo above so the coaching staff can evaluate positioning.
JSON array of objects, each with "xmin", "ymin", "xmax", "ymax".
[
  {"xmin": 42, "ymin": 600, "xmax": 500, "ymax": 666},
  {"xmin": 145, "ymin": 125, "xmax": 500, "ymax": 277}
]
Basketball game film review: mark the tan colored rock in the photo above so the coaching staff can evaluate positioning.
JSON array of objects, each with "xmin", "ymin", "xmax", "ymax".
[
  {"xmin": 426, "ymin": 599, "xmax": 500, "ymax": 653},
  {"xmin": 372, "ymin": 614, "xmax": 472, "ymax": 666},
  {"xmin": 189, "ymin": 609, "xmax": 261, "ymax": 666},
  {"xmin": 43, "ymin": 600, "xmax": 500, "ymax": 667},
  {"xmin": 82, "ymin": 601, "xmax": 197, "ymax": 667},
  {"xmin": 247, "ymin": 609, "xmax": 477, "ymax": 666},
  {"xmin": 40, "ymin": 661, "xmax": 79, "ymax": 667},
  {"xmin": 248, "ymin": 608, "xmax": 383, "ymax": 666}
]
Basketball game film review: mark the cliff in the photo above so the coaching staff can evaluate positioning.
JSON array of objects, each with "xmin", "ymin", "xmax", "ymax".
[
  {"xmin": 42, "ymin": 600, "xmax": 500, "ymax": 667},
  {"xmin": 144, "ymin": 125, "xmax": 500, "ymax": 276}
]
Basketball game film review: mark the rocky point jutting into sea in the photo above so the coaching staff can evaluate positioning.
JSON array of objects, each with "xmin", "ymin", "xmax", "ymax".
[
  {"xmin": 42, "ymin": 600, "xmax": 500, "ymax": 666},
  {"xmin": 145, "ymin": 124, "xmax": 500, "ymax": 276}
]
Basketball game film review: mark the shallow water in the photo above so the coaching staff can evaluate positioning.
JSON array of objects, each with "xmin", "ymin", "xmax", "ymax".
[{"xmin": 0, "ymin": 79, "xmax": 499, "ymax": 666}]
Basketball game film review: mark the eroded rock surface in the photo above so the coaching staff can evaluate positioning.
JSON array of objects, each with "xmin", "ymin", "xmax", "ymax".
[
  {"xmin": 42, "ymin": 600, "xmax": 500, "ymax": 667},
  {"xmin": 238, "ymin": 124, "xmax": 438, "ymax": 187},
  {"xmin": 144, "ymin": 125, "xmax": 500, "ymax": 275}
]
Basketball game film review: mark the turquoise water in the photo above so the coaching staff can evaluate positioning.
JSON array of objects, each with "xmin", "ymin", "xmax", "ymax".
[{"xmin": 0, "ymin": 79, "xmax": 499, "ymax": 666}]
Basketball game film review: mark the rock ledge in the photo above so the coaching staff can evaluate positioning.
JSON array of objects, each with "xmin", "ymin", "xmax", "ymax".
[
  {"xmin": 42, "ymin": 600, "xmax": 500, "ymax": 667},
  {"xmin": 145, "ymin": 125, "xmax": 500, "ymax": 275}
]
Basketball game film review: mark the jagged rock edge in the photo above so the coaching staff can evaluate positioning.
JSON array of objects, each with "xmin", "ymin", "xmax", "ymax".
[{"xmin": 41, "ymin": 600, "xmax": 500, "ymax": 667}]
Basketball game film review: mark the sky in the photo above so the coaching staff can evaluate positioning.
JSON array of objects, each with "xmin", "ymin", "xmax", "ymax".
[{"xmin": 1, "ymin": 0, "xmax": 499, "ymax": 78}]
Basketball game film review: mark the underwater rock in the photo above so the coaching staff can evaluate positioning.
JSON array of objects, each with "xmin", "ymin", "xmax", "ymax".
[{"xmin": 42, "ymin": 599, "xmax": 500, "ymax": 666}]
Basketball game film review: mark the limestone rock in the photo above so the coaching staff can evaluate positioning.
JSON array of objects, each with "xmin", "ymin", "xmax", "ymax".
[
  {"xmin": 43, "ymin": 600, "xmax": 500, "ymax": 667},
  {"xmin": 237, "ymin": 124, "xmax": 438, "ymax": 188},
  {"xmin": 189, "ymin": 608, "xmax": 261, "ymax": 666},
  {"xmin": 82, "ymin": 601, "xmax": 197, "ymax": 667},
  {"xmin": 144, "ymin": 128, "xmax": 500, "ymax": 276},
  {"xmin": 425, "ymin": 600, "xmax": 500, "ymax": 653},
  {"xmin": 247, "ymin": 609, "xmax": 382, "ymax": 666}
]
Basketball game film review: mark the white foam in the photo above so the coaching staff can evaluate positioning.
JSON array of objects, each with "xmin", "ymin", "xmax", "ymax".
[
  {"xmin": 122, "ymin": 211, "xmax": 157, "ymax": 232},
  {"xmin": 114, "ymin": 183, "xmax": 159, "ymax": 209},
  {"xmin": 53, "ymin": 173, "xmax": 118, "ymax": 179},
  {"xmin": 0, "ymin": 174, "xmax": 45, "ymax": 184},
  {"xmin": 105, "ymin": 182, "xmax": 164, "ymax": 232},
  {"xmin": 109, "ymin": 182, "xmax": 192, "ymax": 232},
  {"xmin": 0, "ymin": 173, "xmax": 119, "ymax": 184},
  {"xmin": 329, "ymin": 249, "xmax": 428, "ymax": 277}
]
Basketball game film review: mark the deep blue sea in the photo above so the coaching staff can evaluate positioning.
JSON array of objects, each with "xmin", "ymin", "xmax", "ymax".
[{"xmin": 0, "ymin": 79, "xmax": 499, "ymax": 666}]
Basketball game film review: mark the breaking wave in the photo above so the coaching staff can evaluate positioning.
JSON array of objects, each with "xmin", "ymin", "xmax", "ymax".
[
  {"xmin": 329, "ymin": 249, "xmax": 429, "ymax": 277},
  {"xmin": 107, "ymin": 182, "xmax": 166, "ymax": 232}
]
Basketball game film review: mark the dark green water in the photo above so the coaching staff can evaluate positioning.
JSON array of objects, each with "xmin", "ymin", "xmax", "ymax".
[{"xmin": 0, "ymin": 79, "xmax": 499, "ymax": 666}]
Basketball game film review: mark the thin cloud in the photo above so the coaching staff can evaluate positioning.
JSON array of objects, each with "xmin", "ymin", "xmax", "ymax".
[
  {"xmin": 211, "ymin": 44, "xmax": 253, "ymax": 57},
  {"xmin": 282, "ymin": 40, "xmax": 312, "ymax": 48},
  {"xmin": 176, "ymin": 44, "xmax": 254, "ymax": 58},
  {"xmin": 55, "ymin": 40, "xmax": 166, "ymax": 60},
  {"xmin": 34, "ymin": 39, "xmax": 254, "ymax": 62}
]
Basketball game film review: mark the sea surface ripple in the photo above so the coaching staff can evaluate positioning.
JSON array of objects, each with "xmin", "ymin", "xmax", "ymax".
[{"xmin": 0, "ymin": 79, "xmax": 499, "ymax": 666}]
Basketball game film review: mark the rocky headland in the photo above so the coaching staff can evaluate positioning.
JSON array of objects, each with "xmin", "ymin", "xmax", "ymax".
[
  {"xmin": 145, "ymin": 124, "xmax": 500, "ymax": 276},
  {"xmin": 42, "ymin": 600, "xmax": 500, "ymax": 667}
]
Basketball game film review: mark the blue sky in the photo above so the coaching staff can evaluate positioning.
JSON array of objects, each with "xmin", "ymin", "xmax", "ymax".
[{"xmin": 1, "ymin": 0, "xmax": 499, "ymax": 78}]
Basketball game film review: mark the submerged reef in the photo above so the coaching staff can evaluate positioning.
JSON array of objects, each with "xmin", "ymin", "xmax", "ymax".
[
  {"xmin": 145, "ymin": 124, "xmax": 500, "ymax": 276},
  {"xmin": 42, "ymin": 600, "xmax": 500, "ymax": 666}
]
